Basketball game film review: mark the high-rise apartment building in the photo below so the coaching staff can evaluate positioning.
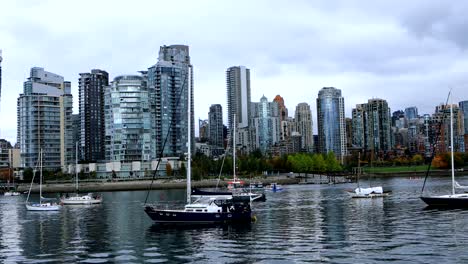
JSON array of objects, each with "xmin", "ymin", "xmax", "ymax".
[
  {"xmin": 251, "ymin": 96, "xmax": 280, "ymax": 153},
  {"xmin": 147, "ymin": 45, "xmax": 194, "ymax": 158},
  {"xmin": 104, "ymin": 75, "xmax": 151, "ymax": 162},
  {"xmin": 352, "ymin": 104, "xmax": 366, "ymax": 148},
  {"xmin": 294, "ymin": 103, "xmax": 314, "ymax": 152},
  {"xmin": 459, "ymin": 100, "xmax": 468, "ymax": 152},
  {"xmin": 431, "ymin": 104, "xmax": 464, "ymax": 153},
  {"xmin": 17, "ymin": 67, "xmax": 73, "ymax": 170},
  {"xmin": 405, "ymin": 106, "xmax": 418, "ymax": 121},
  {"xmin": 79, "ymin": 69, "xmax": 109, "ymax": 162},
  {"xmin": 226, "ymin": 66, "xmax": 251, "ymax": 153},
  {"xmin": 208, "ymin": 104, "xmax": 223, "ymax": 148},
  {"xmin": 0, "ymin": 50, "xmax": 2, "ymax": 107},
  {"xmin": 352, "ymin": 99, "xmax": 392, "ymax": 153},
  {"xmin": 198, "ymin": 119, "xmax": 209, "ymax": 143},
  {"xmin": 316, "ymin": 87, "xmax": 347, "ymax": 161},
  {"xmin": 273, "ymin": 95, "xmax": 289, "ymax": 141}
]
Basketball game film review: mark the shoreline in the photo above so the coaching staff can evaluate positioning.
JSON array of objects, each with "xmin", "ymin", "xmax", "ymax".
[
  {"xmin": 17, "ymin": 177, "xmax": 301, "ymax": 193},
  {"xmin": 14, "ymin": 170, "xmax": 465, "ymax": 193}
]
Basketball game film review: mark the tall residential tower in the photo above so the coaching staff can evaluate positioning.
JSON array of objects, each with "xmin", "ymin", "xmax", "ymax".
[
  {"xmin": 147, "ymin": 45, "xmax": 194, "ymax": 157},
  {"xmin": 226, "ymin": 66, "xmax": 251, "ymax": 153},
  {"xmin": 79, "ymin": 69, "xmax": 109, "ymax": 162},
  {"xmin": 316, "ymin": 87, "xmax": 347, "ymax": 162},
  {"xmin": 17, "ymin": 67, "xmax": 73, "ymax": 170}
]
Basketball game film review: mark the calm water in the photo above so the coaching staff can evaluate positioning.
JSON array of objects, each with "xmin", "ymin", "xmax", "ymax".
[{"xmin": 2, "ymin": 176, "xmax": 468, "ymax": 263}]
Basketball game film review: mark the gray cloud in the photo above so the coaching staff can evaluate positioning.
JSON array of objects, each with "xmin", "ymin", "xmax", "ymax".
[{"xmin": 1, "ymin": 0, "xmax": 468, "ymax": 143}]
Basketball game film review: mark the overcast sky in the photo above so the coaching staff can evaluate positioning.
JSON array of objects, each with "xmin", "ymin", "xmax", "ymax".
[{"xmin": 1, "ymin": 0, "xmax": 468, "ymax": 144}]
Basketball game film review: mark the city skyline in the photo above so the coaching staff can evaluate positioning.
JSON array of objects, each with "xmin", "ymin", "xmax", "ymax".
[{"xmin": 2, "ymin": 1, "xmax": 468, "ymax": 144}]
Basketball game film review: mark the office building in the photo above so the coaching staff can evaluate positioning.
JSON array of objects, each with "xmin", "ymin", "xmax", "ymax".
[
  {"xmin": 405, "ymin": 106, "xmax": 418, "ymax": 121},
  {"xmin": 460, "ymin": 101, "xmax": 468, "ymax": 152}
]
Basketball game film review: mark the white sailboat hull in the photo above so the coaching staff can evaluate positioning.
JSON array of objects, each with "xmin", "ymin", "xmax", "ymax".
[
  {"xmin": 61, "ymin": 196, "xmax": 102, "ymax": 205},
  {"xmin": 26, "ymin": 203, "xmax": 61, "ymax": 211}
]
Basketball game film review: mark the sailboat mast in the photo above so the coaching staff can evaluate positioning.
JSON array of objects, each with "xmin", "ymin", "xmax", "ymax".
[
  {"xmin": 186, "ymin": 69, "xmax": 192, "ymax": 204},
  {"xmin": 75, "ymin": 141, "xmax": 78, "ymax": 192},
  {"xmin": 450, "ymin": 103, "xmax": 455, "ymax": 195},
  {"xmin": 39, "ymin": 149, "xmax": 42, "ymax": 204},
  {"xmin": 233, "ymin": 114, "xmax": 236, "ymax": 181},
  {"xmin": 357, "ymin": 152, "xmax": 361, "ymax": 190}
]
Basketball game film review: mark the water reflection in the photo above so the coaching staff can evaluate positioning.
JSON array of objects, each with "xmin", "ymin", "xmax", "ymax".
[{"xmin": 3, "ymin": 178, "xmax": 468, "ymax": 262}]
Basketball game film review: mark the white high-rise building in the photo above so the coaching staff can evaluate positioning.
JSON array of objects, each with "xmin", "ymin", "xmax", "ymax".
[{"xmin": 226, "ymin": 66, "xmax": 251, "ymax": 153}]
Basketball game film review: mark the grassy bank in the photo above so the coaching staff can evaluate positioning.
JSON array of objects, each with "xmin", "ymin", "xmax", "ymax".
[{"xmin": 362, "ymin": 165, "xmax": 431, "ymax": 173}]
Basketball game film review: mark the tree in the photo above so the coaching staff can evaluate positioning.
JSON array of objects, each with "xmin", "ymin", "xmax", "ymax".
[
  {"xmin": 432, "ymin": 154, "xmax": 448, "ymax": 169},
  {"xmin": 180, "ymin": 162, "xmax": 187, "ymax": 178},
  {"xmin": 411, "ymin": 154, "xmax": 424, "ymax": 165},
  {"xmin": 166, "ymin": 163, "xmax": 173, "ymax": 176},
  {"xmin": 325, "ymin": 152, "xmax": 342, "ymax": 172}
]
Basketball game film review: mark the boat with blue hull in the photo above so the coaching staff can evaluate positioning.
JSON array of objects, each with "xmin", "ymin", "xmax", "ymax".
[{"xmin": 145, "ymin": 196, "xmax": 252, "ymax": 224}]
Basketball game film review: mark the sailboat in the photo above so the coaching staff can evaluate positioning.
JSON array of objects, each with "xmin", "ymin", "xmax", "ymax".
[
  {"xmin": 25, "ymin": 149, "xmax": 61, "ymax": 211},
  {"xmin": 144, "ymin": 78, "xmax": 253, "ymax": 224},
  {"xmin": 61, "ymin": 142, "xmax": 102, "ymax": 205},
  {"xmin": 4, "ymin": 166, "xmax": 20, "ymax": 196},
  {"xmin": 348, "ymin": 152, "xmax": 390, "ymax": 198},
  {"xmin": 420, "ymin": 100, "xmax": 468, "ymax": 208}
]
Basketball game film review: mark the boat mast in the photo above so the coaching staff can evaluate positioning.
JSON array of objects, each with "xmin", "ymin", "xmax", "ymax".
[
  {"xmin": 75, "ymin": 141, "xmax": 78, "ymax": 192},
  {"xmin": 450, "ymin": 102, "xmax": 455, "ymax": 195},
  {"xmin": 233, "ymin": 114, "xmax": 236, "ymax": 182},
  {"xmin": 186, "ymin": 69, "xmax": 192, "ymax": 204},
  {"xmin": 39, "ymin": 149, "xmax": 42, "ymax": 204},
  {"xmin": 357, "ymin": 152, "xmax": 361, "ymax": 191}
]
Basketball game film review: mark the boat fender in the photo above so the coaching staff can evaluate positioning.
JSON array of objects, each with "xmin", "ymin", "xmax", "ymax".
[{"xmin": 251, "ymin": 215, "xmax": 257, "ymax": 222}]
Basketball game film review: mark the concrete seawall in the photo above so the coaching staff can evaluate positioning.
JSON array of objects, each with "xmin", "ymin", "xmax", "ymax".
[{"xmin": 18, "ymin": 178, "xmax": 301, "ymax": 193}]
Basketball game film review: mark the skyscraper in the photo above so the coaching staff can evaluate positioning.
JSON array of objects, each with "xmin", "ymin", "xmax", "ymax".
[
  {"xmin": 352, "ymin": 99, "xmax": 392, "ymax": 153},
  {"xmin": 198, "ymin": 119, "xmax": 209, "ymax": 143},
  {"xmin": 365, "ymin": 99, "xmax": 392, "ymax": 153},
  {"xmin": 104, "ymin": 74, "xmax": 151, "ymax": 162},
  {"xmin": 432, "ymin": 104, "xmax": 464, "ymax": 153},
  {"xmin": 147, "ymin": 45, "xmax": 194, "ymax": 157},
  {"xmin": 459, "ymin": 100, "xmax": 468, "ymax": 152},
  {"xmin": 226, "ymin": 66, "xmax": 251, "ymax": 153},
  {"xmin": 0, "ymin": 50, "xmax": 2, "ymax": 107},
  {"xmin": 294, "ymin": 103, "xmax": 314, "ymax": 152},
  {"xmin": 405, "ymin": 106, "xmax": 418, "ymax": 121},
  {"xmin": 316, "ymin": 87, "xmax": 347, "ymax": 161},
  {"xmin": 79, "ymin": 69, "xmax": 109, "ymax": 162},
  {"xmin": 251, "ymin": 95, "xmax": 280, "ymax": 153},
  {"xmin": 273, "ymin": 95, "xmax": 289, "ymax": 141},
  {"xmin": 208, "ymin": 104, "xmax": 223, "ymax": 148},
  {"xmin": 17, "ymin": 67, "xmax": 73, "ymax": 170}
]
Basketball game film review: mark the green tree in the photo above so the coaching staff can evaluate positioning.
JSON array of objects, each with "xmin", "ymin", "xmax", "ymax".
[
  {"xmin": 411, "ymin": 154, "xmax": 424, "ymax": 165},
  {"xmin": 325, "ymin": 152, "xmax": 342, "ymax": 172}
]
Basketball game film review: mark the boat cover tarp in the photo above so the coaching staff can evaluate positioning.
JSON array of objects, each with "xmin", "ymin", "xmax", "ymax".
[{"xmin": 354, "ymin": 187, "xmax": 383, "ymax": 195}]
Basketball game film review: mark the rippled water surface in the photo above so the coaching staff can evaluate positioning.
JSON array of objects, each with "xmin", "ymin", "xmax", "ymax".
[{"xmin": 2, "ymin": 176, "xmax": 468, "ymax": 263}]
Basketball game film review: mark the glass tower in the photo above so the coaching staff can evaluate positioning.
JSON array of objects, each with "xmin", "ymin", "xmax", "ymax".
[
  {"xmin": 316, "ymin": 87, "xmax": 347, "ymax": 161},
  {"xmin": 17, "ymin": 67, "xmax": 73, "ymax": 170},
  {"xmin": 251, "ymin": 95, "xmax": 280, "ymax": 153},
  {"xmin": 147, "ymin": 45, "xmax": 194, "ymax": 158},
  {"xmin": 104, "ymin": 75, "xmax": 151, "ymax": 162}
]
